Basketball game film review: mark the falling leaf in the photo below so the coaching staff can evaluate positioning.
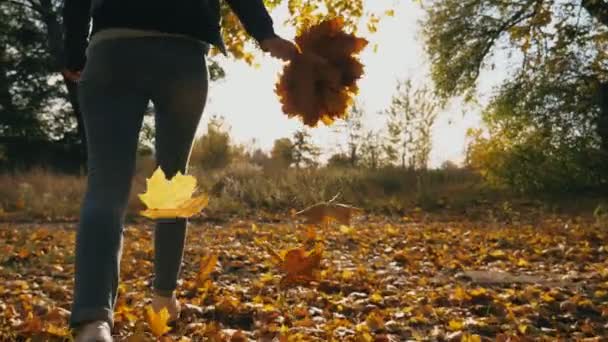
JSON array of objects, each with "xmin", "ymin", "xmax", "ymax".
[
  {"xmin": 139, "ymin": 167, "xmax": 208, "ymax": 219},
  {"xmin": 146, "ymin": 306, "xmax": 171, "ymax": 337},
  {"xmin": 141, "ymin": 196, "xmax": 209, "ymax": 219},
  {"xmin": 295, "ymin": 202, "xmax": 362, "ymax": 225},
  {"xmin": 269, "ymin": 244, "xmax": 324, "ymax": 286}
]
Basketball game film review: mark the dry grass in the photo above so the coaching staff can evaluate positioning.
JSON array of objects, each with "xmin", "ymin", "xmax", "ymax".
[
  {"xmin": 0, "ymin": 160, "xmax": 529, "ymax": 221},
  {"xmin": 0, "ymin": 168, "xmax": 85, "ymax": 220}
]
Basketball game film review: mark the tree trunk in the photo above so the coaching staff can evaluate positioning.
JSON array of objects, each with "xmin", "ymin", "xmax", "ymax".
[
  {"xmin": 349, "ymin": 145, "xmax": 357, "ymax": 166},
  {"xmin": 64, "ymin": 78, "xmax": 87, "ymax": 164},
  {"xmin": 37, "ymin": 0, "xmax": 87, "ymax": 167}
]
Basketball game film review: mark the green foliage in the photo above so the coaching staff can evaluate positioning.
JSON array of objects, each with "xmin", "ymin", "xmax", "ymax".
[
  {"xmin": 333, "ymin": 103, "xmax": 364, "ymax": 167},
  {"xmin": 466, "ymin": 126, "xmax": 605, "ymax": 194},
  {"xmin": 291, "ymin": 129, "xmax": 320, "ymax": 168},
  {"xmin": 213, "ymin": 0, "xmax": 373, "ymax": 64},
  {"xmin": 423, "ymin": 0, "xmax": 608, "ymax": 192},
  {"xmin": 359, "ymin": 130, "xmax": 386, "ymax": 169},
  {"xmin": 383, "ymin": 80, "xmax": 438, "ymax": 169},
  {"xmin": 271, "ymin": 137, "xmax": 295, "ymax": 169},
  {"xmin": 191, "ymin": 116, "xmax": 235, "ymax": 170},
  {"xmin": 326, "ymin": 153, "xmax": 352, "ymax": 168},
  {"xmin": 0, "ymin": 0, "xmax": 73, "ymax": 140}
]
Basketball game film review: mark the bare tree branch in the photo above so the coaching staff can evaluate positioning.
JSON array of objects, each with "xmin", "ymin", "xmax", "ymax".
[{"xmin": 581, "ymin": 0, "xmax": 608, "ymax": 27}]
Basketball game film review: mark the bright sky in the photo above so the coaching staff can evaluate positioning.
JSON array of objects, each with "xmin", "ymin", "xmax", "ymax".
[{"xmin": 201, "ymin": 1, "xmax": 485, "ymax": 167}]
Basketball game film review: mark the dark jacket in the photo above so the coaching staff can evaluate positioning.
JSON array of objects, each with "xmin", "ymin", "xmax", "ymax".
[{"xmin": 63, "ymin": 0, "xmax": 277, "ymax": 71}]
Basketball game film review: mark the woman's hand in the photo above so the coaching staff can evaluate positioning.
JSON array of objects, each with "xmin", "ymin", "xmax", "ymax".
[{"xmin": 260, "ymin": 36, "xmax": 299, "ymax": 61}]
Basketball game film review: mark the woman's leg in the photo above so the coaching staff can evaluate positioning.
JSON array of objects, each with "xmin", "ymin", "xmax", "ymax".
[
  {"xmin": 150, "ymin": 38, "xmax": 209, "ymax": 296},
  {"xmin": 70, "ymin": 40, "xmax": 149, "ymax": 328}
]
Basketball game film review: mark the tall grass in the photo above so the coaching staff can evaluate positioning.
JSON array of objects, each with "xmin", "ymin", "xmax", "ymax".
[{"xmin": 0, "ymin": 168, "xmax": 85, "ymax": 219}]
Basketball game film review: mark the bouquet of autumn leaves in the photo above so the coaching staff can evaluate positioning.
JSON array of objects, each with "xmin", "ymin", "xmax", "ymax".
[{"xmin": 276, "ymin": 18, "xmax": 368, "ymax": 127}]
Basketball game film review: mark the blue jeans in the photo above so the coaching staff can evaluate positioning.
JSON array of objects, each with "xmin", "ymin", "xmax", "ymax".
[{"xmin": 69, "ymin": 36, "xmax": 208, "ymax": 328}]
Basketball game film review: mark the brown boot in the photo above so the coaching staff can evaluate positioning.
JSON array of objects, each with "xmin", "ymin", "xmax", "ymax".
[
  {"xmin": 74, "ymin": 320, "xmax": 112, "ymax": 342},
  {"xmin": 151, "ymin": 294, "xmax": 181, "ymax": 322}
]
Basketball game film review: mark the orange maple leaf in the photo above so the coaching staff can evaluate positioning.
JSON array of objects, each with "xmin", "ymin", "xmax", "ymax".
[
  {"xmin": 198, "ymin": 253, "xmax": 218, "ymax": 286},
  {"xmin": 278, "ymin": 245, "xmax": 324, "ymax": 286}
]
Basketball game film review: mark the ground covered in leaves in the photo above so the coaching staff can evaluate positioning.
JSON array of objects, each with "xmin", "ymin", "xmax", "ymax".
[{"xmin": 1, "ymin": 215, "xmax": 607, "ymax": 341}]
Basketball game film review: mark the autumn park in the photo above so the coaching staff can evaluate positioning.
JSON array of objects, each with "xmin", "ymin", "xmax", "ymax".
[{"xmin": 1, "ymin": 0, "xmax": 608, "ymax": 341}]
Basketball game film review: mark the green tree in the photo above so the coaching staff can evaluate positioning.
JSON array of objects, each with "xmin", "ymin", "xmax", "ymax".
[
  {"xmin": 0, "ymin": 0, "xmax": 73, "ymax": 140},
  {"xmin": 422, "ymin": 0, "xmax": 608, "ymax": 188},
  {"xmin": 249, "ymin": 148, "xmax": 271, "ymax": 167},
  {"xmin": 360, "ymin": 129, "xmax": 385, "ymax": 169},
  {"xmin": 326, "ymin": 153, "xmax": 351, "ymax": 168},
  {"xmin": 341, "ymin": 102, "xmax": 365, "ymax": 167},
  {"xmin": 271, "ymin": 137, "xmax": 295, "ymax": 168},
  {"xmin": 291, "ymin": 129, "xmax": 320, "ymax": 168},
  {"xmin": 191, "ymin": 116, "xmax": 234, "ymax": 170},
  {"xmin": 384, "ymin": 80, "xmax": 438, "ymax": 170}
]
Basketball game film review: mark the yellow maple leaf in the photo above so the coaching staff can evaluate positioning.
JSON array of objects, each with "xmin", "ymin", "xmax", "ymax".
[
  {"xmin": 461, "ymin": 333, "xmax": 482, "ymax": 342},
  {"xmin": 139, "ymin": 167, "xmax": 208, "ymax": 219},
  {"xmin": 518, "ymin": 324, "xmax": 528, "ymax": 334},
  {"xmin": 488, "ymin": 249, "xmax": 507, "ymax": 259},
  {"xmin": 198, "ymin": 253, "xmax": 218, "ymax": 285},
  {"xmin": 448, "ymin": 319, "xmax": 464, "ymax": 331},
  {"xmin": 469, "ymin": 287, "xmax": 488, "ymax": 297},
  {"xmin": 146, "ymin": 306, "xmax": 171, "ymax": 337},
  {"xmin": 339, "ymin": 225, "xmax": 355, "ymax": 235},
  {"xmin": 370, "ymin": 292, "xmax": 383, "ymax": 304},
  {"xmin": 452, "ymin": 286, "xmax": 471, "ymax": 302}
]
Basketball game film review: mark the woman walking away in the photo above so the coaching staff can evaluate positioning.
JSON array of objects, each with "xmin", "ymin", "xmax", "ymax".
[{"xmin": 62, "ymin": 0, "xmax": 297, "ymax": 340}]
